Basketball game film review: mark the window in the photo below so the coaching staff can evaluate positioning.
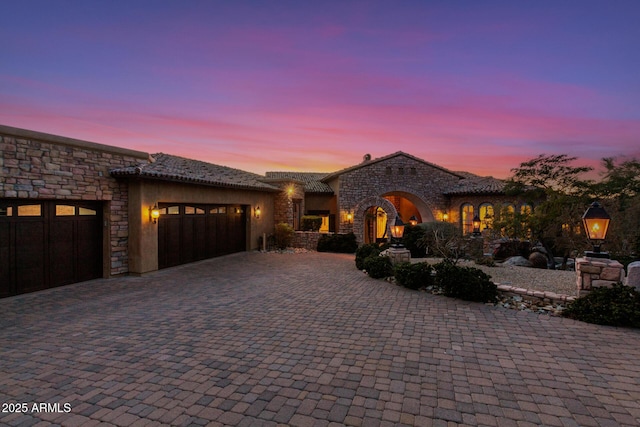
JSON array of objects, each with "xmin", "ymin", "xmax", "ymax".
[
  {"xmin": 0, "ymin": 207, "xmax": 12, "ymax": 216},
  {"xmin": 164, "ymin": 206, "xmax": 179, "ymax": 215},
  {"xmin": 56, "ymin": 205, "xmax": 76, "ymax": 216},
  {"xmin": 79, "ymin": 207, "xmax": 97, "ymax": 216},
  {"xmin": 210, "ymin": 207, "xmax": 226, "ymax": 214},
  {"xmin": 479, "ymin": 203, "xmax": 494, "ymax": 230},
  {"xmin": 17, "ymin": 204, "xmax": 41, "ymax": 216},
  {"xmin": 461, "ymin": 203, "xmax": 474, "ymax": 234}
]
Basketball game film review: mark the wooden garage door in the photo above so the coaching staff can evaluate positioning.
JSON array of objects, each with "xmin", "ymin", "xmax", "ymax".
[
  {"xmin": 157, "ymin": 204, "xmax": 246, "ymax": 269},
  {"xmin": 0, "ymin": 200, "xmax": 103, "ymax": 298}
]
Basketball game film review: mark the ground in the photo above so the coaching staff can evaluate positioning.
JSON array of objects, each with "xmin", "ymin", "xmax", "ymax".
[{"xmin": 1, "ymin": 251, "xmax": 639, "ymax": 426}]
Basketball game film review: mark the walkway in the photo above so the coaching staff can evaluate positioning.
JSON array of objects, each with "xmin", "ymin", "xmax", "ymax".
[{"xmin": 1, "ymin": 252, "xmax": 639, "ymax": 426}]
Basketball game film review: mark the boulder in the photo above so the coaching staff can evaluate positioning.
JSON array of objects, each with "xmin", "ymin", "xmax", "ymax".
[
  {"xmin": 626, "ymin": 261, "xmax": 640, "ymax": 291},
  {"xmin": 503, "ymin": 256, "xmax": 533, "ymax": 267},
  {"xmin": 529, "ymin": 251, "xmax": 548, "ymax": 269},
  {"xmin": 492, "ymin": 239, "xmax": 531, "ymax": 260}
]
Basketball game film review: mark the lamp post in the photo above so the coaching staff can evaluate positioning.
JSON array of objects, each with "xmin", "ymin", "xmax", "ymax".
[
  {"xmin": 391, "ymin": 216, "xmax": 405, "ymax": 248},
  {"xmin": 409, "ymin": 215, "xmax": 418, "ymax": 226},
  {"xmin": 582, "ymin": 202, "xmax": 611, "ymax": 258},
  {"xmin": 472, "ymin": 214, "xmax": 481, "ymax": 236}
]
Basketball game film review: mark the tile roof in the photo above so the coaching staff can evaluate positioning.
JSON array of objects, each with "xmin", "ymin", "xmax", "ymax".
[
  {"xmin": 110, "ymin": 153, "xmax": 280, "ymax": 192},
  {"xmin": 443, "ymin": 174, "xmax": 506, "ymax": 195},
  {"xmin": 321, "ymin": 151, "xmax": 466, "ymax": 182},
  {"xmin": 264, "ymin": 172, "xmax": 334, "ymax": 193}
]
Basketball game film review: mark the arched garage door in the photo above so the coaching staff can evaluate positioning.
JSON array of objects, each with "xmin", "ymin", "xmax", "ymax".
[
  {"xmin": 0, "ymin": 200, "xmax": 103, "ymax": 298},
  {"xmin": 157, "ymin": 203, "xmax": 246, "ymax": 269}
]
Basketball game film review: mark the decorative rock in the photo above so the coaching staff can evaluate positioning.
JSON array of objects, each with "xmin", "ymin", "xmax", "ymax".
[
  {"xmin": 503, "ymin": 256, "xmax": 533, "ymax": 267},
  {"xmin": 528, "ymin": 252, "xmax": 548, "ymax": 269},
  {"xmin": 627, "ymin": 261, "xmax": 640, "ymax": 291}
]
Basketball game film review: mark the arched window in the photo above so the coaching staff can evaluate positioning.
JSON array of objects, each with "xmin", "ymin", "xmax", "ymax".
[
  {"xmin": 520, "ymin": 203, "xmax": 533, "ymax": 215},
  {"xmin": 461, "ymin": 203, "xmax": 474, "ymax": 234},
  {"xmin": 479, "ymin": 203, "xmax": 494, "ymax": 230}
]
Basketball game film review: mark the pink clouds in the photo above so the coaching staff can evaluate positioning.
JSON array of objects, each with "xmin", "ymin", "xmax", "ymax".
[{"xmin": 1, "ymin": 2, "xmax": 639, "ymax": 180}]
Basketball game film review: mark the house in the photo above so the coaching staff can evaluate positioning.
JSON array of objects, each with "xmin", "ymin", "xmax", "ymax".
[{"xmin": 1, "ymin": 125, "xmax": 529, "ymax": 297}]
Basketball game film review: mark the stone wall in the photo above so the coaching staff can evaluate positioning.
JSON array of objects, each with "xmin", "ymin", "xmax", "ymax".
[
  {"xmin": 575, "ymin": 257, "xmax": 625, "ymax": 297},
  {"xmin": 292, "ymin": 231, "xmax": 325, "ymax": 250},
  {"xmin": 0, "ymin": 125, "xmax": 149, "ymax": 276}
]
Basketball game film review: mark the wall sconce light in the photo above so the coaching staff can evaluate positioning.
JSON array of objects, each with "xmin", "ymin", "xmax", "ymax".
[
  {"xmin": 582, "ymin": 201, "xmax": 611, "ymax": 258},
  {"xmin": 409, "ymin": 215, "xmax": 418, "ymax": 226},
  {"xmin": 149, "ymin": 203, "xmax": 160, "ymax": 224},
  {"xmin": 472, "ymin": 214, "xmax": 481, "ymax": 236},
  {"xmin": 255, "ymin": 206, "xmax": 261, "ymax": 219},
  {"xmin": 346, "ymin": 211, "xmax": 353, "ymax": 223},
  {"xmin": 442, "ymin": 212, "xmax": 449, "ymax": 222}
]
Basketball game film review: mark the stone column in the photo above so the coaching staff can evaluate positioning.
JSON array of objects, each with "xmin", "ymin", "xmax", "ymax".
[
  {"xmin": 387, "ymin": 247, "xmax": 411, "ymax": 265},
  {"xmin": 575, "ymin": 257, "xmax": 625, "ymax": 297}
]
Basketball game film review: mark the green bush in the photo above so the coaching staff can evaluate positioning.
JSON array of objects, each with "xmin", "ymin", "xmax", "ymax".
[
  {"xmin": 402, "ymin": 225, "xmax": 427, "ymax": 258},
  {"xmin": 355, "ymin": 243, "xmax": 381, "ymax": 270},
  {"xmin": 363, "ymin": 255, "xmax": 393, "ymax": 279},
  {"xmin": 301, "ymin": 215, "xmax": 323, "ymax": 231},
  {"xmin": 562, "ymin": 283, "xmax": 640, "ymax": 327},
  {"xmin": 317, "ymin": 233, "xmax": 358, "ymax": 253},
  {"xmin": 394, "ymin": 262, "xmax": 434, "ymax": 290},
  {"xmin": 433, "ymin": 260, "xmax": 498, "ymax": 302},
  {"xmin": 274, "ymin": 222, "xmax": 294, "ymax": 249}
]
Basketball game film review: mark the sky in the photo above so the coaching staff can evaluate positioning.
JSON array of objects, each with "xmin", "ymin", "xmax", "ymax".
[{"xmin": 2, "ymin": 1, "xmax": 639, "ymax": 178}]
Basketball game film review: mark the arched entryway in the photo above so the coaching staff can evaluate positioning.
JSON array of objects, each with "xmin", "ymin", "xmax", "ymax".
[
  {"xmin": 353, "ymin": 196, "xmax": 398, "ymax": 245},
  {"xmin": 351, "ymin": 192, "xmax": 435, "ymax": 245}
]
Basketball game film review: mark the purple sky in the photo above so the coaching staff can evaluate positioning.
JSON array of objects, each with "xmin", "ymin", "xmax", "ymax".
[{"xmin": 2, "ymin": 1, "xmax": 639, "ymax": 178}]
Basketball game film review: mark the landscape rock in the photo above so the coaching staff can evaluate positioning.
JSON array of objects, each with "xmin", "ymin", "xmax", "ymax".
[
  {"xmin": 502, "ymin": 256, "xmax": 533, "ymax": 268},
  {"xmin": 626, "ymin": 261, "xmax": 640, "ymax": 291},
  {"xmin": 528, "ymin": 251, "xmax": 548, "ymax": 269}
]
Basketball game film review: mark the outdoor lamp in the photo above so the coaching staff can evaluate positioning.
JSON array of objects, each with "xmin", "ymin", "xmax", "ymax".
[
  {"xmin": 442, "ymin": 212, "xmax": 449, "ymax": 222},
  {"xmin": 391, "ymin": 216, "xmax": 405, "ymax": 247},
  {"xmin": 255, "ymin": 206, "xmax": 261, "ymax": 219},
  {"xmin": 582, "ymin": 201, "xmax": 611, "ymax": 258},
  {"xmin": 409, "ymin": 215, "xmax": 418, "ymax": 226},
  {"xmin": 346, "ymin": 211, "xmax": 353, "ymax": 223},
  {"xmin": 150, "ymin": 203, "xmax": 160, "ymax": 224},
  {"xmin": 472, "ymin": 214, "xmax": 481, "ymax": 236}
]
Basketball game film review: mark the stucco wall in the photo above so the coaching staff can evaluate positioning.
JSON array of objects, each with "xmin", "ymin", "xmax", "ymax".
[
  {"xmin": 127, "ymin": 179, "xmax": 276, "ymax": 274},
  {"xmin": 0, "ymin": 125, "xmax": 149, "ymax": 277}
]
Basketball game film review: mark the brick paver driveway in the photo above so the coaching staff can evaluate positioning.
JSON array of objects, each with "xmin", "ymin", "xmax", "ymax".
[{"xmin": 1, "ymin": 252, "xmax": 639, "ymax": 427}]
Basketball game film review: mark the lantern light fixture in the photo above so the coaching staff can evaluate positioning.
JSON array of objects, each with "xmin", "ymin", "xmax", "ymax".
[
  {"xmin": 472, "ymin": 214, "xmax": 481, "ymax": 236},
  {"xmin": 391, "ymin": 216, "xmax": 405, "ymax": 247},
  {"xmin": 582, "ymin": 202, "xmax": 611, "ymax": 258},
  {"xmin": 149, "ymin": 203, "xmax": 160, "ymax": 224},
  {"xmin": 255, "ymin": 206, "xmax": 261, "ymax": 219},
  {"xmin": 346, "ymin": 211, "xmax": 353, "ymax": 223},
  {"xmin": 409, "ymin": 215, "xmax": 418, "ymax": 226}
]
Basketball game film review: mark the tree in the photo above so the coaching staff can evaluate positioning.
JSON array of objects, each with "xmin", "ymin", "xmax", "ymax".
[
  {"xmin": 592, "ymin": 157, "xmax": 640, "ymax": 257},
  {"xmin": 496, "ymin": 154, "xmax": 594, "ymax": 269}
]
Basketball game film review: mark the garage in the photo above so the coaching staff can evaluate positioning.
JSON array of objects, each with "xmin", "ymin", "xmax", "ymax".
[
  {"xmin": 0, "ymin": 199, "xmax": 103, "ymax": 298},
  {"xmin": 157, "ymin": 203, "xmax": 246, "ymax": 269}
]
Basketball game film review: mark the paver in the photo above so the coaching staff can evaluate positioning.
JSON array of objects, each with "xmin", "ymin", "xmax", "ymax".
[{"xmin": 1, "ymin": 251, "xmax": 640, "ymax": 426}]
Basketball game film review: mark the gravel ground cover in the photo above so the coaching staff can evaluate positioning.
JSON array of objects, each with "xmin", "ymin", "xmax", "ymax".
[{"xmin": 420, "ymin": 258, "xmax": 577, "ymax": 297}]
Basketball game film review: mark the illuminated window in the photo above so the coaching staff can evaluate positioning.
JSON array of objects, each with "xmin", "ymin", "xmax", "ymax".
[
  {"xmin": 166, "ymin": 206, "xmax": 180, "ymax": 215},
  {"xmin": 56, "ymin": 205, "xmax": 76, "ymax": 216},
  {"xmin": 0, "ymin": 207, "xmax": 12, "ymax": 216},
  {"xmin": 185, "ymin": 206, "xmax": 195, "ymax": 214},
  {"xmin": 479, "ymin": 203, "xmax": 494, "ymax": 229},
  {"xmin": 18, "ymin": 204, "xmax": 41, "ymax": 216},
  {"xmin": 461, "ymin": 203, "xmax": 474, "ymax": 234},
  {"xmin": 520, "ymin": 204, "xmax": 533, "ymax": 215},
  {"xmin": 79, "ymin": 207, "xmax": 97, "ymax": 216}
]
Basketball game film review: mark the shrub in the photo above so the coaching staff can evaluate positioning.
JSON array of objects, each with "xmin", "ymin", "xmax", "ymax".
[
  {"xmin": 355, "ymin": 243, "xmax": 381, "ymax": 270},
  {"xmin": 274, "ymin": 223, "xmax": 294, "ymax": 249},
  {"xmin": 317, "ymin": 233, "xmax": 358, "ymax": 253},
  {"xmin": 301, "ymin": 215, "xmax": 323, "ymax": 231},
  {"xmin": 562, "ymin": 283, "xmax": 640, "ymax": 327},
  {"xmin": 394, "ymin": 262, "xmax": 434, "ymax": 290},
  {"xmin": 433, "ymin": 260, "xmax": 498, "ymax": 302},
  {"xmin": 402, "ymin": 225, "xmax": 427, "ymax": 258},
  {"xmin": 363, "ymin": 255, "xmax": 393, "ymax": 279}
]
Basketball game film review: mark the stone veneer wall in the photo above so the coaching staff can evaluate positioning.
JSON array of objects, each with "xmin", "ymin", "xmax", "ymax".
[
  {"xmin": 575, "ymin": 257, "xmax": 625, "ymax": 297},
  {"xmin": 291, "ymin": 231, "xmax": 325, "ymax": 250},
  {"xmin": 337, "ymin": 155, "xmax": 461, "ymax": 244},
  {"xmin": 273, "ymin": 182, "xmax": 305, "ymax": 228},
  {"xmin": 0, "ymin": 126, "xmax": 149, "ymax": 276}
]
